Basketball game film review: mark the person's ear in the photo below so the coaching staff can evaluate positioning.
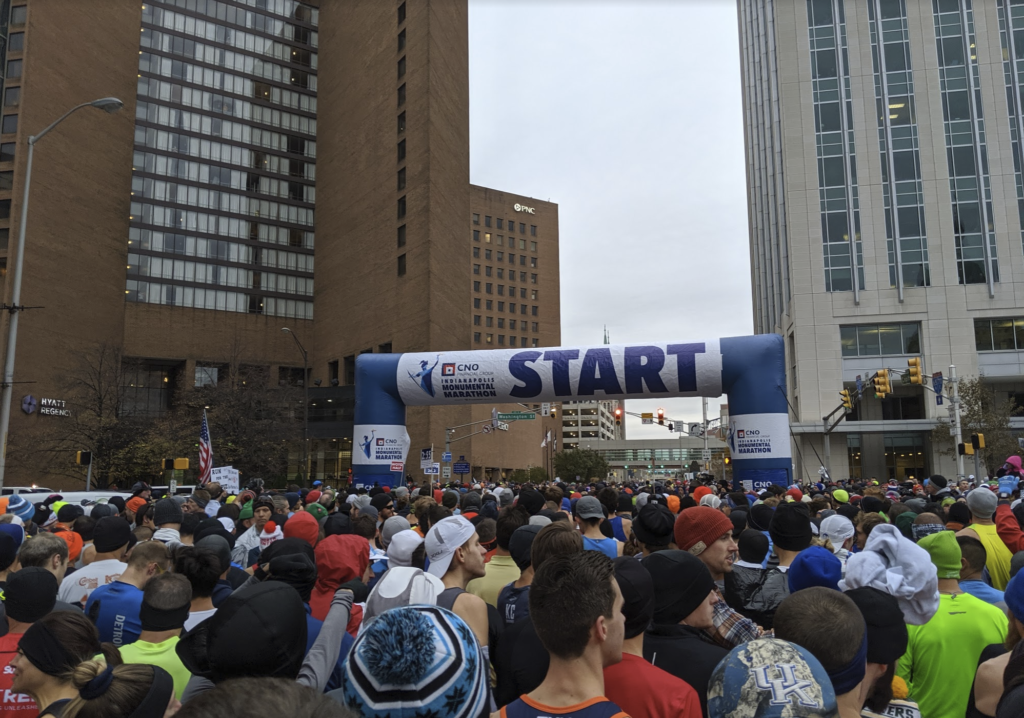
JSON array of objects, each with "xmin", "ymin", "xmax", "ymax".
[{"xmin": 594, "ymin": 614, "xmax": 609, "ymax": 643}]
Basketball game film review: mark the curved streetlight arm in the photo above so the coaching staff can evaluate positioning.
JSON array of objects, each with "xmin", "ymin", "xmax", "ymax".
[{"xmin": 30, "ymin": 102, "xmax": 94, "ymax": 145}]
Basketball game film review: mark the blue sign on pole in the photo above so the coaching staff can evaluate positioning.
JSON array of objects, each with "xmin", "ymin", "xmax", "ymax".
[
  {"xmin": 453, "ymin": 460, "xmax": 471, "ymax": 475},
  {"xmin": 932, "ymin": 373, "xmax": 944, "ymax": 405},
  {"xmin": 855, "ymin": 375, "xmax": 862, "ymax": 396},
  {"xmin": 442, "ymin": 451, "xmax": 452, "ymax": 462}
]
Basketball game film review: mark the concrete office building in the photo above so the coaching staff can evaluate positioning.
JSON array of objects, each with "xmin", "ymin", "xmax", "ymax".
[
  {"xmin": 0, "ymin": 0, "xmax": 560, "ymax": 487},
  {"xmin": 739, "ymin": 0, "xmax": 1024, "ymax": 482},
  {"xmin": 562, "ymin": 399, "xmax": 624, "ymax": 450}
]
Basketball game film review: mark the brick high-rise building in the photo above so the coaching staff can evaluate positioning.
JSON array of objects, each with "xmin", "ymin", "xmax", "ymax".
[{"xmin": 0, "ymin": 0, "xmax": 560, "ymax": 488}]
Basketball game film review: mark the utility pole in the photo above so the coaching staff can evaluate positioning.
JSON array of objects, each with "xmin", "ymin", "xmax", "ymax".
[
  {"xmin": 702, "ymin": 397, "xmax": 709, "ymax": 472},
  {"xmin": 950, "ymin": 364, "xmax": 964, "ymax": 480}
]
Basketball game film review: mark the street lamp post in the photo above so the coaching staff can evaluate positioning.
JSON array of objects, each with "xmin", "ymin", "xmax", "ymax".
[
  {"xmin": 281, "ymin": 327, "xmax": 310, "ymax": 484},
  {"xmin": 0, "ymin": 98, "xmax": 123, "ymax": 490}
]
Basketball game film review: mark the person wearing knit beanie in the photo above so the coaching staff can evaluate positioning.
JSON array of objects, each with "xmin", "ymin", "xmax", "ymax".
[
  {"xmin": 787, "ymin": 546, "xmax": 842, "ymax": 593},
  {"xmin": 259, "ymin": 521, "xmax": 283, "ymax": 551},
  {"xmin": 305, "ymin": 503, "xmax": 328, "ymax": 522},
  {"xmin": 692, "ymin": 486, "xmax": 713, "ymax": 503},
  {"xmin": 899, "ymin": 530, "xmax": 1008, "ymax": 718},
  {"xmin": 845, "ymin": 587, "xmax": 913, "ymax": 716},
  {"xmin": 673, "ymin": 506, "xmax": 736, "ymax": 583},
  {"xmin": 641, "ymin": 550, "xmax": 729, "ymax": 715},
  {"xmin": 5, "ymin": 494, "xmax": 34, "ymax": 524},
  {"xmin": 282, "ymin": 510, "xmax": 320, "ymax": 548},
  {"xmin": 769, "ymin": 502, "xmax": 812, "ymax": 567}
]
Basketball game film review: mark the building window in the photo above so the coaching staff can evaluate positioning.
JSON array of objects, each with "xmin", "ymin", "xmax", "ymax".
[
  {"xmin": 397, "ymin": 112, "xmax": 405, "ymax": 133},
  {"xmin": 496, "ymin": 218, "xmax": 504, "ymax": 229},
  {"xmin": 397, "ymin": 253, "xmax": 407, "ymax": 276},
  {"xmin": 485, "ymin": 316, "xmax": 493, "ymax": 327},
  {"xmin": 397, "ymin": 196, "xmax": 406, "ymax": 219},
  {"xmin": 10, "ymin": 6, "xmax": 25, "ymax": 26},
  {"xmin": 497, "ymin": 235, "xmax": 503, "ymax": 247},
  {"xmin": 519, "ymin": 239, "xmax": 527, "ymax": 250},
  {"xmin": 473, "ymin": 264, "xmax": 480, "ymax": 275},
  {"xmin": 472, "ymin": 247, "xmax": 479, "ymax": 258},
  {"xmin": 510, "ymin": 336, "xmax": 517, "ymax": 345},
  {"xmin": 497, "ymin": 268, "xmax": 504, "ymax": 279},
  {"xmin": 473, "ymin": 281, "xmax": 480, "ymax": 292},
  {"xmin": 6, "ymin": 60, "xmax": 21, "ymax": 80},
  {"xmin": 3, "ymin": 88, "xmax": 18, "ymax": 107},
  {"xmin": 398, "ymin": 28, "xmax": 406, "ymax": 51},
  {"xmin": 521, "ymin": 304, "xmax": 527, "ymax": 314},
  {"xmin": 485, "ymin": 283, "xmax": 493, "ymax": 294},
  {"xmin": 519, "ymin": 288, "xmax": 527, "ymax": 299},
  {"xmin": 531, "ymin": 290, "xmax": 538, "ymax": 300},
  {"xmin": 520, "ymin": 256, "xmax": 526, "ymax": 266},
  {"xmin": 397, "ymin": 139, "xmax": 406, "ymax": 162},
  {"xmin": 498, "ymin": 318, "xmax": 505, "ymax": 329},
  {"xmin": 509, "ymin": 304, "xmax": 516, "ymax": 314},
  {"xmin": 485, "ymin": 249, "xmax": 492, "ymax": 259},
  {"xmin": 344, "ymin": 356, "xmax": 356, "ymax": 385},
  {"xmin": 486, "ymin": 300, "xmax": 493, "ymax": 310},
  {"xmin": 473, "ymin": 230, "xmax": 480, "ymax": 242},
  {"xmin": 973, "ymin": 318, "xmax": 1024, "ymax": 352},
  {"xmin": 474, "ymin": 332, "xmax": 481, "ymax": 343},
  {"xmin": 398, "ymin": 83, "xmax": 406, "ymax": 106},
  {"xmin": 397, "ymin": 56, "xmax": 406, "ymax": 78},
  {"xmin": 532, "ymin": 306, "xmax": 538, "ymax": 316},
  {"xmin": 0, "ymin": 144, "xmax": 13, "ymax": 162},
  {"xmin": 472, "ymin": 213, "xmax": 480, "ymax": 224},
  {"xmin": 0, "ymin": 171, "xmax": 11, "ymax": 190},
  {"xmin": 532, "ymin": 338, "xmax": 539, "ymax": 347},
  {"xmin": 328, "ymin": 360, "xmax": 339, "ymax": 385},
  {"xmin": 484, "ymin": 266, "xmax": 492, "ymax": 277},
  {"xmin": 884, "ymin": 433, "xmax": 926, "ymax": 481},
  {"xmin": 497, "ymin": 285, "xmax": 504, "ymax": 296},
  {"xmin": 531, "ymin": 225, "xmax": 537, "ymax": 236},
  {"xmin": 498, "ymin": 302, "xmax": 505, "ymax": 312},
  {"xmin": 532, "ymin": 322, "xmax": 539, "ymax": 332},
  {"xmin": 0, "ymin": 199, "xmax": 10, "ymax": 219},
  {"xmin": 485, "ymin": 216, "xmax": 492, "ymax": 227},
  {"xmin": 195, "ymin": 365, "xmax": 219, "ymax": 388},
  {"xmin": 397, "ymin": 224, "xmax": 406, "ymax": 247},
  {"xmin": 484, "ymin": 233, "xmax": 491, "ymax": 243},
  {"xmin": 520, "ymin": 272, "xmax": 526, "ymax": 282},
  {"xmin": 8, "ymin": 33, "xmax": 23, "ymax": 52},
  {"xmin": 530, "ymin": 257, "xmax": 537, "ymax": 268},
  {"xmin": 840, "ymin": 323, "xmax": 921, "ymax": 357},
  {"xmin": 519, "ymin": 223, "xmax": 525, "ymax": 233},
  {"xmin": 398, "ymin": 2, "xmax": 406, "ymax": 24},
  {"xmin": 474, "ymin": 315, "xmax": 481, "ymax": 325}
]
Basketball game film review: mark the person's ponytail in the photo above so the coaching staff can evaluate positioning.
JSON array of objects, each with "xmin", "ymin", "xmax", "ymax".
[{"xmin": 62, "ymin": 660, "xmax": 160, "ymax": 718}]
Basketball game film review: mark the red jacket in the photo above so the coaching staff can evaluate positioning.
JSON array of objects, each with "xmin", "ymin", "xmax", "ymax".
[
  {"xmin": 309, "ymin": 534, "xmax": 368, "ymax": 634},
  {"xmin": 995, "ymin": 504, "xmax": 1024, "ymax": 554}
]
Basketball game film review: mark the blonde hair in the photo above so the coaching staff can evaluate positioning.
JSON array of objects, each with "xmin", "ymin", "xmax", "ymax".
[{"xmin": 62, "ymin": 660, "xmax": 160, "ymax": 718}]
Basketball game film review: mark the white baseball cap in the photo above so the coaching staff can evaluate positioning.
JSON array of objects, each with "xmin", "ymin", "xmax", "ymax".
[
  {"xmin": 425, "ymin": 516, "xmax": 476, "ymax": 578},
  {"xmin": 387, "ymin": 529, "xmax": 425, "ymax": 567}
]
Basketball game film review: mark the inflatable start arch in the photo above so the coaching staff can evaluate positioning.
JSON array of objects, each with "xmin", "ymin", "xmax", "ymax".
[{"xmin": 353, "ymin": 333, "xmax": 792, "ymax": 490}]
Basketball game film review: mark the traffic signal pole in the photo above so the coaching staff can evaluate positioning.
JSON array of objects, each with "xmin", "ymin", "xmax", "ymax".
[{"xmin": 951, "ymin": 364, "xmax": 964, "ymax": 481}]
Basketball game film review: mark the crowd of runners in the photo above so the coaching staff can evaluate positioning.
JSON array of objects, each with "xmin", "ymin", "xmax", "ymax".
[{"xmin": 0, "ymin": 464, "xmax": 1021, "ymax": 716}]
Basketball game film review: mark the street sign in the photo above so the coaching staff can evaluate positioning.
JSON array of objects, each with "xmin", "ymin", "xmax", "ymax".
[
  {"xmin": 424, "ymin": 463, "xmax": 440, "ymax": 475},
  {"xmin": 497, "ymin": 421, "xmax": 509, "ymax": 431},
  {"xmin": 454, "ymin": 460, "xmax": 471, "ymax": 474},
  {"xmin": 491, "ymin": 407, "xmax": 498, "ymax": 428},
  {"xmin": 442, "ymin": 466, "xmax": 452, "ymax": 479},
  {"xmin": 482, "ymin": 424, "xmax": 492, "ymax": 434},
  {"xmin": 442, "ymin": 452, "xmax": 452, "ymax": 462},
  {"xmin": 856, "ymin": 375, "xmax": 863, "ymax": 395},
  {"xmin": 702, "ymin": 449, "xmax": 712, "ymax": 461},
  {"xmin": 932, "ymin": 373, "xmax": 944, "ymax": 405},
  {"xmin": 420, "ymin": 448, "xmax": 433, "ymax": 469},
  {"xmin": 390, "ymin": 461, "xmax": 404, "ymax": 472},
  {"xmin": 497, "ymin": 411, "xmax": 536, "ymax": 420},
  {"xmin": 541, "ymin": 402, "xmax": 551, "ymax": 416},
  {"xmin": 641, "ymin": 412, "xmax": 653, "ymax": 425}
]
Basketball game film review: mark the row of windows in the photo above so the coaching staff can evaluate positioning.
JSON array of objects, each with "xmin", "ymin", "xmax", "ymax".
[
  {"xmin": 128, "ymin": 253, "xmax": 312, "ymax": 296},
  {"xmin": 126, "ymin": 279, "xmax": 313, "ymax": 319},
  {"xmin": 130, "ymin": 202, "xmax": 314, "ymax": 247},
  {"xmin": 473, "ymin": 296, "xmax": 538, "ymax": 310},
  {"xmin": 839, "ymin": 322, "xmax": 921, "ymax": 357},
  {"xmin": 141, "ymin": 28, "xmax": 316, "ymax": 92},
  {"xmin": 473, "ymin": 334, "xmax": 539, "ymax": 347},
  {"xmin": 974, "ymin": 317, "xmax": 1024, "ymax": 352},
  {"xmin": 139, "ymin": 53, "xmax": 315, "ymax": 113},
  {"xmin": 472, "ymin": 214, "xmax": 537, "ymax": 235},
  {"xmin": 869, "ymin": 0, "xmax": 930, "ymax": 291},
  {"xmin": 138, "ymin": 74, "xmax": 316, "ymax": 135},
  {"xmin": 133, "ymin": 151, "xmax": 312, "ymax": 197},
  {"xmin": 472, "ymin": 247, "xmax": 534, "ymax": 265},
  {"xmin": 807, "ymin": 0, "xmax": 863, "ymax": 293},
  {"xmin": 472, "ymin": 266, "xmax": 539, "ymax": 280},
  {"xmin": 128, "ymin": 227, "xmax": 314, "ymax": 272},
  {"xmin": 133, "ymin": 126, "xmax": 313, "ymax": 179},
  {"xmin": 473, "ymin": 316, "xmax": 539, "ymax": 332},
  {"xmin": 144, "ymin": 5, "xmax": 316, "ymax": 69},
  {"xmin": 136, "ymin": 118, "xmax": 314, "ymax": 165},
  {"xmin": 473, "ymin": 281, "xmax": 539, "ymax": 295},
  {"xmin": 933, "ymin": 0, "xmax": 996, "ymax": 286},
  {"xmin": 473, "ymin": 231, "xmax": 537, "ymax": 251},
  {"xmin": 997, "ymin": 1, "xmax": 1024, "ymax": 253},
  {"xmin": 133, "ymin": 178, "xmax": 313, "ymax": 225},
  {"xmin": 151, "ymin": 0, "xmax": 318, "ymax": 45},
  {"xmin": 133, "ymin": 164, "xmax": 313, "ymax": 205}
]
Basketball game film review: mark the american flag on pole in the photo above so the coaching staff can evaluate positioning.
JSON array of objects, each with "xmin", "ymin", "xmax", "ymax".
[{"xmin": 198, "ymin": 409, "xmax": 212, "ymax": 485}]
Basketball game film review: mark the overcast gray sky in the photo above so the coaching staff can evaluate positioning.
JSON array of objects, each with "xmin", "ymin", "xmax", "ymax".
[{"xmin": 468, "ymin": 0, "xmax": 752, "ymax": 439}]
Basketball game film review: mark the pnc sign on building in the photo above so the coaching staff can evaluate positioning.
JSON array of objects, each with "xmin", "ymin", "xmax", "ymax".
[{"xmin": 513, "ymin": 203, "xmax": 535, "ymax": 214}]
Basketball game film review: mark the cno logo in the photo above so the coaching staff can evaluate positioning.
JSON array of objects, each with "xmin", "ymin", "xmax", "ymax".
[{"xmin": 513, "ymin": 203, "xmax": 535, "ymax": 214}]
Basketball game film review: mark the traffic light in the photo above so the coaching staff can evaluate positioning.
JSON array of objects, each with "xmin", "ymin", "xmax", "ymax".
[
  {"xmin": 958, "ymin": 442, "xmax": 975, "ymax": 456},
  {"xmin": 840, "ymin": 389, "xmax": 853, "ymax": 411},
  {"xmin": 161, "ymin": 458, "xmax": 190, "ymax": 470},
  {"xmin": 657, "ymin": 408, "xmax": 665, "ymax": 426},
  {"xmin": 873, "ymin": 370, "xmax": 891, "ymax": 397},
  {"xmin": 907, "ymin": 357, "xmax": 923, "ymax": 385},
  {"xmin": 972, "ymin": 433, "xmax": 985, "ymax": 450},
  {"xmin": 549, "ymin": 406, "xmax": 557, "ymax": 419},
  {"xmin": 76, "ymin": 451, "xmax": 91, "ymax": 466},
  {"xmin": 724, "ymin": 456, "xmax": 731, "ymax": 466},
  {"xmin": 614, "ymin": 407, "xmax": 623, "ymax": 426}
]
